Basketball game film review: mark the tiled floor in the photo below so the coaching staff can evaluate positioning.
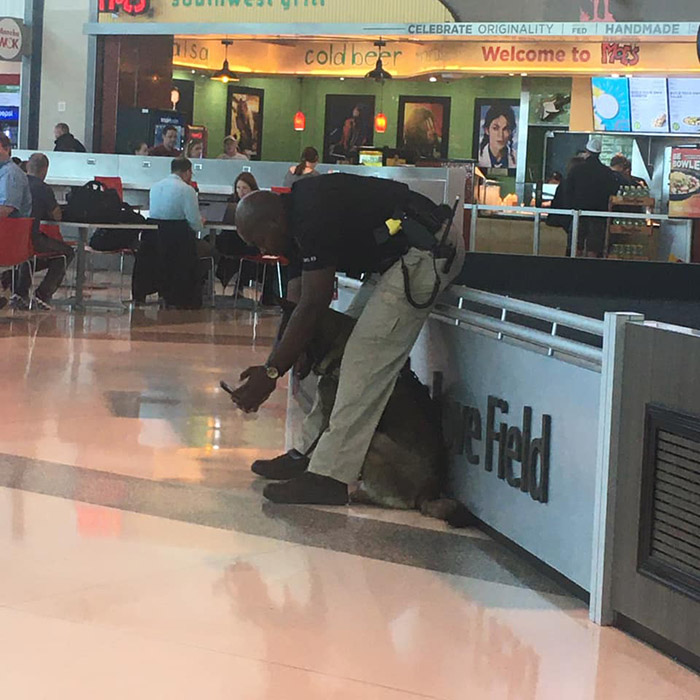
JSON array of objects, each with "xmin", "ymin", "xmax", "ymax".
[{"xmin": 1, "ymin": 302, "xmax": 698, "ymax": 699}]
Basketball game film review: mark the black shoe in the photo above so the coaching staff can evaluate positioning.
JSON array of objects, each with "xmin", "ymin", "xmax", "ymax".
[
  {"xmin": 263, "ymin": 473, "xmax": 349, "ymax": 505},
  {"xmin": 252, "ymin": 450, "xmax": 309, "ymax": 480}
]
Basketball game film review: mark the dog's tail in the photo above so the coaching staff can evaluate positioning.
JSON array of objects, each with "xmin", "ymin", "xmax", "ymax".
[{"xmin": 418, "ymin": 497, "xmax": 479, "ymax": 529}]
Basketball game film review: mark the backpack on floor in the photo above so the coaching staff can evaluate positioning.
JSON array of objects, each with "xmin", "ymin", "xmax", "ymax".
[{"xmin": 89, "ymin": 203, "xmax": 146, "ymax": 251}]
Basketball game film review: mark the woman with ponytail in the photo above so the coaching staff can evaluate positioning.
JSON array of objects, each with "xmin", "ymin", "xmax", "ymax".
[{"xmin": 283, "ymin": 146, "xmax": 320, "ymax": 187}]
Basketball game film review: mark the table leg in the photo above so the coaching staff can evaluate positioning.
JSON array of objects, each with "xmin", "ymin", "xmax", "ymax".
[{"xmin": 74, "ymin": 226, "xmax": 88, "ymax": 309}]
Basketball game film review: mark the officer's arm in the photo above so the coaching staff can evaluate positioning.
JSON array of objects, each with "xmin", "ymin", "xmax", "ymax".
[{"xmin": 267, "ymin": 267, "xmax": 335, "ymax": 374}]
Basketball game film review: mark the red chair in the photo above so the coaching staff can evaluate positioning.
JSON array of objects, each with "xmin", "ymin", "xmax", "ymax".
[
  {"xmin": 271, "ymin": 187, "xmax": 291, "ymax": 194},
  {"xmin": 232, "ymin": 254, "xmax": 288, "ymax": 313},
  {"xmin": 0, "ymin": 218, "xmax": 34, "ymax": 297},
  {"xmin": 95, "ymin": 176, "xmax": 124, "ymax": 202},
  {"xmin": 0, "ymin": 218, "xmax": 34, "ymax": 266}
]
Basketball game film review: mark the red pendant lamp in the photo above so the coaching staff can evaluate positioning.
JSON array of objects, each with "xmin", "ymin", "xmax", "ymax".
[
  {"xmin": 374, "ymin": 112, "xmax": 387, "ymax": 133},
  {"xmin": 294, "ymin": 110, "xmax": 306, "ymax": 131},
  {"xmin": 293, "ymin": 77, "xmax": 306, "ymax": 132}
]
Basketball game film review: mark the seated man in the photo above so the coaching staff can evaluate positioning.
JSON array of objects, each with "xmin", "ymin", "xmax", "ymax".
[
  {"xmin": 149, "ymin": 125, "xmax": 181, "ymax": 158},
  {"xmin": 13, "ymin": 153, "xmax": 75, "ymax": 310},
  {"xmin": 228, "ymin": 173, "xmax": 465, "ymax": 505},
  {"xmin": 136, "ymin": 157, "xmax": 213, "ymax": 307},
  {"xmin": 217, "ymin": 135, "xmax": 249, "ymax": 161},
  {"xmin": 0, "ymin": 132, "xmax": 32, "ymax": 310}
]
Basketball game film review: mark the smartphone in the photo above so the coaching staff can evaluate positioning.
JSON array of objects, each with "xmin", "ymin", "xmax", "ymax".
[{"xmin": 220, "ymin": 380, "xmax": 236, "ymax": 396}]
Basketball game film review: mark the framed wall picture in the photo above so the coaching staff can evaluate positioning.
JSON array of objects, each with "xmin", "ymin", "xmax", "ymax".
[
  {"xmin": 397, "ymin": 96, "xmax": 451, "ymax": 161},
  {"xmin": 473, "ymin": 98, "xmax": 520, "ymax": 175},
  {"xmin": 226, "ymin": 86, "xmax": 264, "ymax": 160},
  {"xmin": 323, "ymin": 94, "xmax": 376, "ymax": 164}
]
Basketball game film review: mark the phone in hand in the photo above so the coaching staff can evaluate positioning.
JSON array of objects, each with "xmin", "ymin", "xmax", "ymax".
[{"xmin": 220, "ymin": 380, "xmax": 236, "ymax": 396}]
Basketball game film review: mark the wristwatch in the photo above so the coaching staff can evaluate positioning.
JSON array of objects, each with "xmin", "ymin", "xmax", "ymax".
[{"xmin": 264, "ymin": 364, "xmax": 280, "ymax": 380}]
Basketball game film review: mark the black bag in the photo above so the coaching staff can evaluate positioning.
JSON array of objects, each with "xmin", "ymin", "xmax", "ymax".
[
  {"xmin": 63, "ymin": 180, "xmax": 122, "ymax": 224},
  {"xmin": 89, "ymin": 203, "xmax": 146, "ymax": 251}
]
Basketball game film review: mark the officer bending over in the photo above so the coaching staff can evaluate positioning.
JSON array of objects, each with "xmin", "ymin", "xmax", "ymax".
[{"xmin": 229, "ymin": 173, "xmax": 465, "ymax": 505}]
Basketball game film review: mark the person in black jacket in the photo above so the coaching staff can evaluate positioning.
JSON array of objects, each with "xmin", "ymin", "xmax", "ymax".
[
  {"xmin": 565, "ymin": 136, "xmax": 618, "ymax": 257},
  {"xmin": 54, "ymin": 123, "xmax": 86, "ymax": 153}
]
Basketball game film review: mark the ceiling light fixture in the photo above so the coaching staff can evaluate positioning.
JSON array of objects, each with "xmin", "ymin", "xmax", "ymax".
[
  {"xmin": 365, "ymin": 38, "xmax": 393, "ymax": 82},
  {"xmin": 211, "ymin": 40, "xmax": 239, "ymax": 84}
]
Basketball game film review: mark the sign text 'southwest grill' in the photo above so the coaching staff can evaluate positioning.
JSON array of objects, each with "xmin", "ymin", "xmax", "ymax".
[
  {"xmin": 170, "ymin": 0, "xmax": 326, "ymax": 8},
  {"xmin": 444, "ymin": 395, "xmax": 551, "ymax": 504}
]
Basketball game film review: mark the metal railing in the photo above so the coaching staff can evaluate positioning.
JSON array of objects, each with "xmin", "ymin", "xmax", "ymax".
[
  {"xmin": 465, "ymin": 203, "xmax": 692, "ymax": 260},
  {"xmin": 433, "ymin": 286, "xmax": 604, "ymax": 366},
  {"xmin": 336, "ymin": 276, "xmax": 604, "ymax": 367}
]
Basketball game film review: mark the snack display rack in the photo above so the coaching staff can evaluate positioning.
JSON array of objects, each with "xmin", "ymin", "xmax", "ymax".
[{"xmin": 605, "ymin": 189, "xmax": 659, "ymax": 261}]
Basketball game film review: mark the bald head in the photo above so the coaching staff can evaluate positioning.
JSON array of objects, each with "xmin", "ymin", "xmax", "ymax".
[
  {"xmin": 235, "ymin": 190, "xmax": 289, "ymax": 255},
  {"xmin": 27, "ymin": 152, "xmax": 50, "ymax": 180}
]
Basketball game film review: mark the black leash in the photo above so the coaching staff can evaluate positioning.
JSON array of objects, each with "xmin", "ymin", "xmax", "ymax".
[{"xmin": 401, "ymin": 197, "xmax": 459, "ymax": 310}]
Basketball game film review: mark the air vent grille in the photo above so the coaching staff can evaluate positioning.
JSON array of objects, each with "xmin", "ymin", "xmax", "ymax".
[{"xmin": 638, "ymin": 407, "xmax": 700, "ymax": 601}]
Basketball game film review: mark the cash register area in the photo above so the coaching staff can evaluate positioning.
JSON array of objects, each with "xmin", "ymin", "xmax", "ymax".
[{"xmin": 0, "ymin": 292, "xmax": 698, "ymax": 699}]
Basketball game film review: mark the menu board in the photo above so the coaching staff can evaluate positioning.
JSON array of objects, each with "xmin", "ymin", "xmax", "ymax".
[
  {"xmin": 629, "ymin": 77, "xmax": 670, "ymax": 133},
  {"xmin": 591, "ymin": 77, "xmax": 631, "ymax": 132},
  {"xmin": 669, "ymin": 147, "xmax": 700, "ymax": 218},
  {"xmin": 668, "ymin": 78, "xmax": 700, "ymax": 134}
]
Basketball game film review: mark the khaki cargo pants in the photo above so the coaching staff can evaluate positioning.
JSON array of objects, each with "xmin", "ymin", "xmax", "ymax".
[{"xmin": 298, "ymin": 224, "xmax": 465, "ymax": 485}]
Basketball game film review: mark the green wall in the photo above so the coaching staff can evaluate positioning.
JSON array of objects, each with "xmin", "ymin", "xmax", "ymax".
[{"xmin": 174, "ymin": 70, "xmax": 522, "ymax": 162}]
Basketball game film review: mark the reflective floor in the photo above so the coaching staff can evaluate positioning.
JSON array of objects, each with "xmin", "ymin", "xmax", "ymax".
[{"xmin": 1, "ymin": 301, "xmax": 698, "ymax": 699}]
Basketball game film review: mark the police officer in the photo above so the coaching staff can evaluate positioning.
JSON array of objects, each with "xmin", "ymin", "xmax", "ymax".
[{"xmin": 229, "ymin": 173, "xmax": 465, "ymax": 505}]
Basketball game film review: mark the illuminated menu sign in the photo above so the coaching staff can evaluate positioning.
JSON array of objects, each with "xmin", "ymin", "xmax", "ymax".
[
  {"xmin": 591, "ymin": 76, "xmax": 631, "ymax": 132},
  {"xmin": 629, "ymin": 77, "xmax": 670, "ymax": 133},
  {"xmin": 668, "ymin": 78, "xmax": 700, "ymax": 134}
]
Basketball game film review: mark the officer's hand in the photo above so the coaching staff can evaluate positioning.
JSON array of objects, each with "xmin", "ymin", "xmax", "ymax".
[
  {"xmin": 293, "ymin": 351, "xmax": 313, "ymax": 381},
  {"xmin": 229, "ymin": 366, "xmax": 277, "ymax": 413}
]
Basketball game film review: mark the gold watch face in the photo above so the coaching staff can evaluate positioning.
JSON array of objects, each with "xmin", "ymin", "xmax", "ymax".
[{"xmin": 265, "ymin": 365, "xmax": 279, "ymax": 380}]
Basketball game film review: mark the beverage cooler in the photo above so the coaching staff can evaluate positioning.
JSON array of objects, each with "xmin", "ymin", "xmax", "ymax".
[{"xmin": 116, "ymin": 107, "xmax": 188, "ymax": 154}]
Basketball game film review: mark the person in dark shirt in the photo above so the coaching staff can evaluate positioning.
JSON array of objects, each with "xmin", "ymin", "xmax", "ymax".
[
  {"xmin": 566, "ymin": 137, "xmax": 619, "ymax": 256},
  {"xmin": 54, "ymin": 123, "xmax": 86, "ymax": 153},
  {"xmin": 610, "ymin": 153, "xmax": 648, "ymax": 188},
  {"xmin": 14, "ymin": 153, "xmax": 75, "ymax": 309},
  {"xmin": 226, "ymin": 173, "xmax": 465, "ymax": 505},
  {"xmin": 149, "ymin": 125, "xmax": 182, "ymax": 157}
]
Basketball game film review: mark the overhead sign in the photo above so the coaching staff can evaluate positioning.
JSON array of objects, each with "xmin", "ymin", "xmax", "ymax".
[
  {"xmin": 98, "ymin": 0, "xmax": 452, "ymax": 24},
  {"xmin": 173, "ymin": 37, "xmax": 700, "ymax": 77},
  {"xmin": 99, "ymin": 0, "xmax": 150, "ymax": 15},
  {"xmin": 407, "ymin": 22, "xmax": 697, "ymax": 38},
  {"xmin": 0, "ymin": 18, "xmax": 26, "ymax": 62}
]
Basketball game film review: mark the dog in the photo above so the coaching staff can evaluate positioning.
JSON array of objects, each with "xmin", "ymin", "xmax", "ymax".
[{"xmin": 280, "ymin": 299, "xmax": 475, "ymax": 527}]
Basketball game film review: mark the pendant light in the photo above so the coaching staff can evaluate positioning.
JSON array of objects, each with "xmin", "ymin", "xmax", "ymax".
[
  {"xmin": 211, "ymin": 40, "xmax": 239, "ymax": 84},
  {"xmin": 293, "ymin": 77, "xmax": 306, "ymax": 132},
  {"xmin": 294, "ymin": 111, "xmax": 306, "ymax": 131},
  {"xmin": 365, "ymin": 38, "xmax": 393, "ymax": 82},
  {"xmin": 374, "ymin": 112, "xmax": 387, "ymax": 133}
]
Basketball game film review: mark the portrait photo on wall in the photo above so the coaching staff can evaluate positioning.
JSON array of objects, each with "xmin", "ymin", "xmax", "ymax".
[
  {"xmin": 397, "ymin": 96, "xmax": 451, "ymax": 161},
  {"xmin": 473, "ymin": 98, "xmax": 520, "ymax": 174},
  {"xmin": 226, "ymin": 86, "xmax": 264, "ymax": 160},
  {"xmin": 323, "ymin": 95, "xmax": 375, "ymax": 164}
]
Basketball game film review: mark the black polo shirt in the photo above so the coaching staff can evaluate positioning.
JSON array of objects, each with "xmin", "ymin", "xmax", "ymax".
[
  {"xmin": 286, "ymin": 173, "xmax": 411, "ymax": 280},
  {"xmin": 27, "ymin": 175, "xmax": 59, "ymax": 221}
]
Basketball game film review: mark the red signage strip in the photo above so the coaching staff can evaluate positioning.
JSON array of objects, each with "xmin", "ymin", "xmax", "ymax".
[{"xmin": 98, "ymin": 0, "xmax": 149, "ymax": 16}]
